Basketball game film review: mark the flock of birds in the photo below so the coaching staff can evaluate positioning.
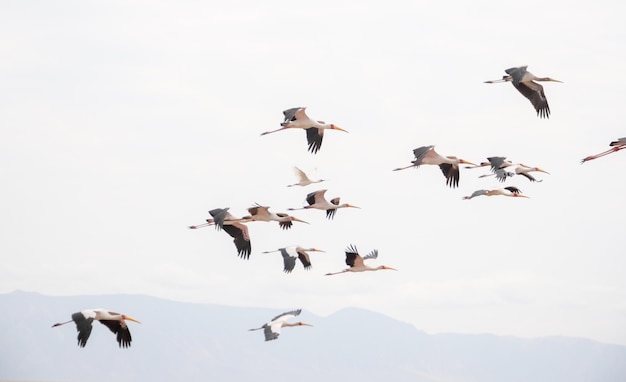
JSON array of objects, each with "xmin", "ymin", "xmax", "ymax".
[{"xmin": 51, "ymin": 66, "xmax": 624, "ymax": 347}]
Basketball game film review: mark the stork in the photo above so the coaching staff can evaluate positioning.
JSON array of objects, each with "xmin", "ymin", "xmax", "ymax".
[
  {"xmin": 262, "ymin": 246, "xmax": 325, "ymax": 273},
  {"xmin": 243, "ymin": 204, "xmax": 309, "ymax": 229},
  {"xmin": 392, "ymin": 145, "xmax": 476, "ymax": 188},
  {"xmin": 325, "ymin": 244, "xmax": 397, "ymax": 276},
  {"xmin": 189, "ymin": 208, "xmax": 252, "ymax": 259},
  {"xmin": 485, "ymin": 66, "xmax": 562, "ymax": 118},
  {"xmin": 288, "ymin": 189, "xmax": 360, "ymax": 219},
  {"xmin": 248, "ymin": 309, "xmax": 312, "ymax": 341},
  {"xmin": 462, "ymin": 186, "xmax": 529, "ymax": 200},
  {"xmin": 581, "ymin": 137, "xmax": 626, "ymax": 163},
  {"xmin": 260, "ymin": 107, "xmax": 348, "ymax": 154},
  {"xmin": 52, "ymin": 309, "xmax": 140, "ymax": 348},
  {"xmin": 287, "ymin": 166, "xmax": 326, "ymax": 187}
]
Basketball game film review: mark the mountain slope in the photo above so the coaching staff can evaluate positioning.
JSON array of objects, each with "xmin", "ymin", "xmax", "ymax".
[{"xmin": 1, "ymin": 291, "xmax": 624, "ymax": 382}]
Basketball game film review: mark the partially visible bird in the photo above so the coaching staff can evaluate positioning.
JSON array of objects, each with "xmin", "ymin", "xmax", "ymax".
[
  {"xmin": 260, "ymin": 107, "xmax": 348, "ymax": 154},
  {"xmin": 189, "ymin": 208, "xmax": 252, "ymax": 259},
  {"xmin": 581, "ymin": 137, "xmax": 626, "ymax": 163},
  {"xmin": 325, "ymin": 244, "xmax": 397, "ymax": 276},
  {"xmin": 52, "ymin": 309, "xmax": 141, "ymax": 348},
  {"xmin": 392, "ymin": 145, "xmax": 476, "ymax": 188},
  {"xmin": 248, "ymin": 309, "xmax": 312, "ymax": 341},
  {"xmin": 288, "ymin": 189, "xmax": 360, "ymax": 220},
  {"xmin": 287, "ymin": 166, "xmax": 326, "ymax": 187},
  {"xmin": 244, "ymin": 204, "xmax": 309, "ymax": 229},
  {"xmin": 479, "ymin": 163, "xmax": 550, "ymax": 182},
  {"xmin": 262, "ymin": 246, "xmax": 325, "ymax": 273},
  {"xmin": 462, "ymin": 186, "xmax": 529, "ymax": 200},
  {"xmin": 484, "ymin": 66, "xmax": 562, "ymax": 118}
]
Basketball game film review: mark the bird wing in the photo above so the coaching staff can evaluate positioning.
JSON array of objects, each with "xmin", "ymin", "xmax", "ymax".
[
  {"xmin": 282, "ymin": 107, "xmax": 303, "ymax": 123},
  {"xmin": 72, "ymin": 311, "xmax": 95, "ymax": 348},
  {"xmin": 208, "ymin": 207, "xmax": 230, "ymax": 230},
  {"xmin": 325, "ymin": 208, "xmax": 337, "ymax": 220},
  {"xmin": 263, "ymin": 324, "xmax": 280, "ymax": 341},
  {"xmin": 504, "ymin": 186, "xmax": 522, "ymax": 194},
  {"xmin": 222, "ymin": 223, "xmax": 251, "ymax": 259},
  {"xmin": 438, "ymin": 163, "xmax": 460, "ymax": 188},
  {"xmin": 504, "ymin": 66, "xmax": 527, "ymax": 85},
  {"xmin": 297, "ymin": 249, "xmax": 312, "ymax": 270},
  {"xmin": 362, "ymin": 249, "xmax": 378, "ymax": 261},
  {"xmin": 487, "ymin": 156, "xmax": 508, "ymax": 171},
  {"xmin": 98, "ymin": 319, "xmax": 132, "ymax": 348},
  {"xmin": 512, "ymin": 81, "xmax": 550, "ymax": 118},
  {"xmin": 519, "ymin": 172, "xmax": 538, "ymax": 182},
  {"xmin": 467, "ymin": 189, "xmax": 488, "ymax": 199},
  {"xmin": 305, "ymin": 127, "xmax": 324, "ymax": 154},
  {"xmin": 306, "ymin": 190, "xmax": 325, "ymax": 206},
  {"xmin": 270, "ymin": 309, "xmax": 302, "ymax": 323},
  {"xmin": 280, "ymin": 248, "xmax": 297, "ymax": 273},
  {"xmin": 293, "ymin": 166, "xmax": 311, "ymax": 183},
  {"xmin": 344, "ymin": 244, "xmax": 362, "ymax": 267},
  {"xmin": 411, "ymin": 145, "xmax": 434, "ymax": 165},
  {"xmin": 276, "ymin": 213, "xmax": 293, "ymax": 230},
  {"xmin": 494, "ymin": 168, "xmax": 512, "ymax": 182}
]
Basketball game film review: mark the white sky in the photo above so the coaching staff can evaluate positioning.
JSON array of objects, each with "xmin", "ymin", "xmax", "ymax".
[{"xmin": 2, "ymin": 0, "xmax": 626, "ymax": 345}]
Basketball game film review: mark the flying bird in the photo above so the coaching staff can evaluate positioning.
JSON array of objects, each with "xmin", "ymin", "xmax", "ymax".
[
  {"xmin": 288, "ymin": 189, "xmax": 360, "ymax": 219},
  {"xmin": 260, "ymin": 107, "xmax": 348, "ymax": 154},
  {"xmin": 581, "ymin": 137, "xmax": 626, "ymax": 163},
  {"xmin": 287, "ymin": 166, "xmax": 326, "ymax": 187},
  {"xmin": 189, "ymin": 208, "xmax": 252, "ymax": 259},
  {"xmin": 392, "ymin": 145, "xmax": 476, "ymax": 188},
  {"xmin": 325, "ymin": 244, "xmax": 397, "ymax": 276},
  {"xmin": 244, "ymin": 204, "xmax": 309, "ymax": 229},
  {"xmin": 462, "ymin": 186, "xmax": 529, "ymax": 200},
  {"xmin": 52, "ymin": 309, "xmax": 141, "ymax": 348},
  {"xmin": 248, "ymin": 309, "xmax": 312, "ymax": 341},
  {"xmin": 479, "ymin": 163, "xmax": 550, "ymax": 183},
  {"xmin": 262, "ymin": 246, "xmax": 325, "ymax": 273},
  {"xmin": 485, "ymin": 66, "xmax": 562, "ymax": 118}
]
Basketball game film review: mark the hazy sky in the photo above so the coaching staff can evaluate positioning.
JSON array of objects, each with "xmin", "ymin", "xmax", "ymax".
[{"xmin": 2, "ymin": 0, "xmax": 625, "ymax": 345}]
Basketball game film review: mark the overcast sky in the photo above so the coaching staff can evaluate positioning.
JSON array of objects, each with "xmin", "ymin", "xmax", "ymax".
[{"xmin": 2, "ymin": 0, "xmax": 625, "ymax": 346}]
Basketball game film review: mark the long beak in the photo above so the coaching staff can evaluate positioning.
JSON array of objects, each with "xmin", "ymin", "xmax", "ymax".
[
  {"xmin": 348, "ymin": 204, "xmax": 361, "ymax": 209},
  {"xmin": 332, "ymin": 125, "xmax": 348, "ymax": 133},
  {"xmin": 385, "ymin": 266, "xmax": 398, "ymax": 271},
  {"xmin": 548, "ymin": 78, "xmax": 563, "ymax": 83},
  {"xmin": 537, "ymin": 168, "xmax": 550, "ymax": 174},
  {"xmin": 292, "ymin": 217, "xmax": 309, "ymax": 224},
  {"xmin": 301, "ymin": 323, "xmax": 314, "ymax": 327},
  {"xmin": 460, "ymin": 159, "xmax": 478, "ymax": 166},
  {"xmin": 124, "ymin": 316, "xmax": 141, "ymax": 324},
  {"xmin": 514, "ymin": 194, "xmax": 530, "ymax": 199}
]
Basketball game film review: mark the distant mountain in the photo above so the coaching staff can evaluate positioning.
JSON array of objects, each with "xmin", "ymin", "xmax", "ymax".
[{"xmin": 1, "ymin": 290, "xmax": 625, "ymax": 382}]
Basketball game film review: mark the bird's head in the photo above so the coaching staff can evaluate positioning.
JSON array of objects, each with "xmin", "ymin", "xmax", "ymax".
[
  {"xmin": 122, "ymin": 315, "xmax": 141, "ymax": 324},
  {"xmin": 534, "ymin": 167, "xmax": 550, "ymax": 174},
  {"xmin": 330, "ymin": 124, "xmax": 348, "ymax": 133},
  {"xmin": 296, "ymin": 322, "xmax": 313, "ymax": 327},
  {"xmin": 308, "ymin": 248, "xmax": 325, "ymax": 253},
  {"xmin": 343, "ymin": 203, "xmax": 361, "ymax": 209},
  {"xmin": 545, "ymin": 77, "xmax": 563, "ymax": 83},
  {"xmin": 513, "ymin": 193, "xmax": 529, "ymax": 199},
  {"xmin": 380, "ymin": 265, "xmax": 397, "ymax": 271}
]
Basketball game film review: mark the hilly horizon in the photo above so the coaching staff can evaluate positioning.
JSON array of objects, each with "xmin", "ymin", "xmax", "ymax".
[{"xmin": 1, "ymin": 290, "xmax": 625, "ymax": 382}]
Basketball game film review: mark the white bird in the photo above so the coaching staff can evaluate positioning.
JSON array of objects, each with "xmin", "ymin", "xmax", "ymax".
[
  {"xmin": 462, "ymin": 186, "xmax": 529, "ymax": 200},
  {"xmin": 485, "ymin": 66, "xmax": 562, "ymax": 118},
  {"xmin": 262, "ymin": 246, "xmax": 325, "ymax": 273},
  {"xmin": 243, "ymin": 204, "xmax": 309, "ymax": 229},
  {"xmin": 392, "ymin": 145, "xmax": 476, "ymax": 188},
  {"xmin": 287, "ymin": 166, "xmax": 326, "ymax": 187},
  {"xmin": 325, "ymin": 244, "xmax": 397, "ymax": 276},
  {"xmin": 581, "ymin": 137, "xmax": 626, "ymax": 163},
  {"xmin": 288, "ymin": 189, "xmax": 360, "ymax": 220},
  {"xmin": 189, "ymin": 208, "xmax": 252, "ymax": 259},
  {"xmin": 248, "ymin": 309, "xmax": 313, "ymax": 341},
  {"xmin": 52, "ymin": 309, "xmax": 141, "ymax": 348},
  {"xmin": 479, "ymin": 163, "xmax": 550, "ymax": 182},
  {"xmin": 260, "ymin": 107, "xmax": 348, "ymax": 154}
]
